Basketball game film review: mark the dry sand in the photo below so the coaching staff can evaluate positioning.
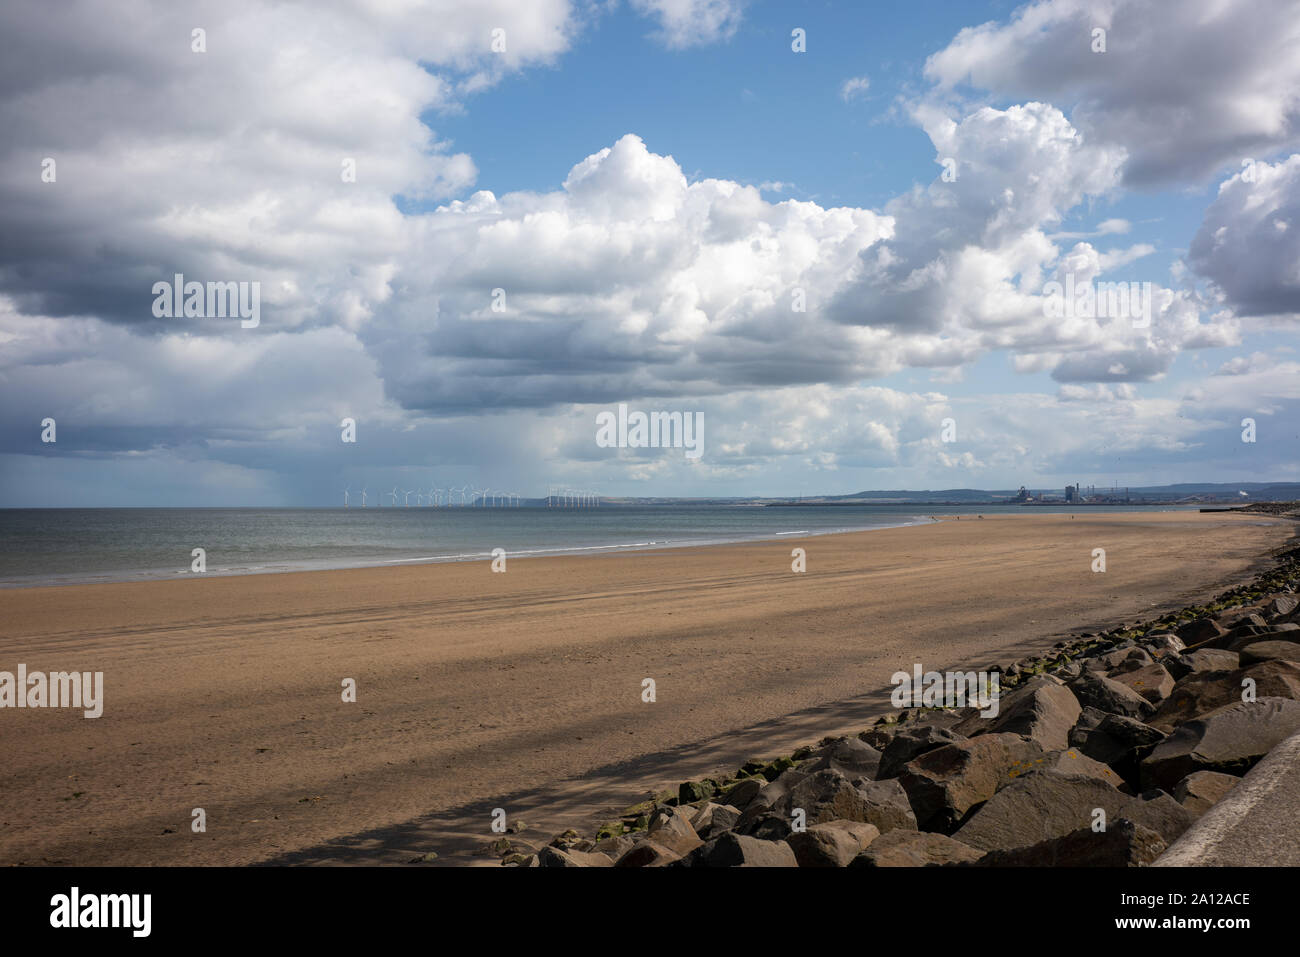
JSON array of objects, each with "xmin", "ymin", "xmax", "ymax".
[{"xmin": 0, "ymin": 511, "xmax": 1293, "ymax": 866}]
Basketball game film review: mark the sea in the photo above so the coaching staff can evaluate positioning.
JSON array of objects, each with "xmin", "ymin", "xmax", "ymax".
[{"xmin": 0, "ymin": 504, "xmax": 1203, "ymax": 588}]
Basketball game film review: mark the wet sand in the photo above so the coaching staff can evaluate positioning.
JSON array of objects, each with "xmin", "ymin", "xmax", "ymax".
[{"xmin": 0, "ymin": 511, "xmax": 1292, "ymax": 865}]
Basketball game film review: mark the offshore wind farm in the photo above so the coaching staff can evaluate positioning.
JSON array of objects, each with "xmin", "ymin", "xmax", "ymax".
[{"xmin": 336, "ymin": 486, "xmax": 583, "ymax": 507}]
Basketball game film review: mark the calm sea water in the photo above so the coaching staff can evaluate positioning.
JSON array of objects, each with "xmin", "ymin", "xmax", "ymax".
[{"xmin": 0, "ymin": 504, "xmax": 1200, "ymax": 587}]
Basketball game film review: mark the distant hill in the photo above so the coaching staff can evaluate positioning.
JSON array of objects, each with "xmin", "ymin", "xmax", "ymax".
[
  {"xmin": 821, "ymin": 481, "xmax": 1300, "ymax": 504},
  {"xmin": 821, "ymin": 482, "xmax": 1300, "ymax": 504},
  {"xmin": 602, "ymin": 482, "xmax": 1300, "ymax": 506}
]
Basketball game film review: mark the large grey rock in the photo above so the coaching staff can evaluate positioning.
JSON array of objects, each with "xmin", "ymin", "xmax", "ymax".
[
  {"xmin": 684, "ymin": 833, "xmax": 798, "ymax": 867},
  {"xmin": 1227, "ymin": 627, "xmax": 1300, "ymax": 653},
  {"xmin": 614, "ymin": 841, "xmax": 682, "ymax": 867},
  {"xmin": 1192, "ymin": 650, "xmax": 1242, "ymax": 670},
  {"xmin": 1165, "ymin": 649, "xmax": 1239, "ymax": 681},
  {"xmin": 1111, "ymin": 648, "xmax": 1156, "ymax": 673},
  {"xmin": 800, "ymin": 736, "xmax": 882, "ymax": 779},
  {"xmin": 1054, "ymin": 659, "xmax": 1084, "ymax": 679},
  {"xmin": 754, "ymin": 768, "xmax": 810, "ymax": 811},
  {"xmin": 1172, "ymin": 770, "xmax": 1239, "ymax": 817},
  {"xmin": 537, "ymin": 845, "xmax": 612, "ymax": 867},
  {"xmin": 1239, "ymin": 640, "xmax": 1300, "ymax": 664},
  {"xmin": 592, "ymin": 834, "xmax": 637, "ymax": 860},
  {"xmin": 719, "ymin": 776, "xmax": 766, "ymax": 810},
  {"xmin": 1069, "ymin": 711, "xmax": 1165, "ymax": 790},
  {"xmin": 849, "ymin": 777, "xmax": 919, "ymax": 834},
  {"xmin": 1108, "ymin": 662, "xmax": 1175, "ymax": 704},
  {"xmin": 848, "ymin": 829, "xmax": 982, "ymax": 867},
  {"xmin": 858, "ymin": 726, "xmax": 898, "ymax": 750},
  {"xmin": 736, "ymin": 811, "xmax": 793, "ymax": 842},
  {"xmin": 787, "ymin": 821, "xmax": 879, "ymax": 867},
  {"xmin": 1070, "ymin": 673, "xmax": 1157, "ymax": 720},
  {"xmin": 1150, "ymin": 660, "xmax": 1300, "ymax": 731},
  {"xmin": 689, "ymin": 802, "xmax": 741, "ymax": 840},
  {"xmin": 1143, "ymin": 633, "xmax": 1187, "ymax": 658},
  {"xmin": 1221, "ymin": 611, "xmax": 1268, "ymax": 631},
  {"xmin": 777, "ymin": 769, "xmax": 917, "ymax": 834},
  {"xmin": 1176, "ymin": 618, "xmax": 1226, "ymax": 645},
  {"xmin": 975, "ymin": 819, "xmax": 1167, "ymax": 867},
  {"xmin": 1093, "ymin": 712, "xmax": 1166, "ymax": 750},
  {"xmin": 878, "ymin": 726, "xmax": 964, "ymax": 779},
  {"xmin": 1267, "ymin": 595, "xmax": 1299, "ymax": 620},
  {"xmin": 953, "ymin": 770, "xmax": 1194, "ymax": 852},
  {"xmin": 1084, "ymin": 647, "xmax": 1142, "ymax": 673},
  {"xmin": 898, "ymin": 733, "xmax": 1047, "ymax": 832},
  {"xmin": 646, "ymin": 805, "xmax": 703, "ymax": 856},
  {"xmin": 1068, "ymin": 705, "xmax": 1108, "ymax": 739},
  {"xmin": 1141, "ymin": 697, "xmax": 1300, "ymax": 791},
  {"xmin": 952, "ymin": 677, "xmax": 1080, "ymax": 751},
  {"xmin": 1039, "ymin": 748, "xmax": 1126, "ymax": 788}
]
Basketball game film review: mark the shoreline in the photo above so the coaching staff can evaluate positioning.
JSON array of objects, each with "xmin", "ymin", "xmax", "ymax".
[
  {"xmin": 0, "ymin": 514, "xmax": 937, "ymax": 591},
  {"xmin": 0, "ymin": 511, "xmax": 1294, "ymax": 866},
  {"xmin": 0, "ymin": 504, "xmax": 1212, "ymax": 591}
]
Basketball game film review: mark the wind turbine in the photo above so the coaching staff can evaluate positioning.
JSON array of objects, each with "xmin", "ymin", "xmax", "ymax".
[
  {"xmin": 343, "ymin": 485, "xmax": 350, "ymax": 508},
  {"xmin": 388, "ymin": 486, "xmax": 399, "ymax": 506},
  {"xmin": 360, "ymin": 487, "xmax": 368, "ymax": 508},
  {"xmin": 403, "ymin": 489, "xmax": 414, "ymax": 506}
]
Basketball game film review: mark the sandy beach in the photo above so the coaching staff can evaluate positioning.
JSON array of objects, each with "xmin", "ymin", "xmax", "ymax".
[{"xmin": 0, "ymin": 511, "xmax": 1293, "ymax": 866}]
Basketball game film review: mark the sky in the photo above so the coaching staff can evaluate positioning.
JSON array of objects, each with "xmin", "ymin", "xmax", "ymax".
[{"xmin": 1, "ymin": 0, "xmax": 1298, "ymax": 505}]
